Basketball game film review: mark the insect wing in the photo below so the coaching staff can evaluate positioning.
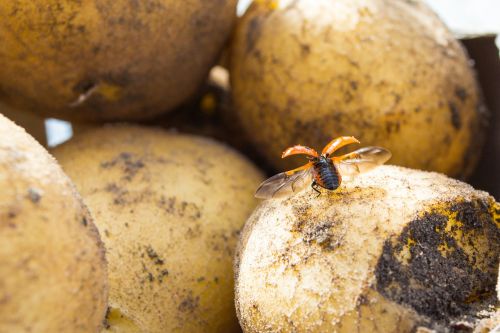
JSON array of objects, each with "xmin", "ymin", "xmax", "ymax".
[
  {"xmin": 335, "ymin": 146, "xmax": 391, "ymax": 181},
  {"xmin": 255, "ymin": 168, "xmax": 313, "ymax": 199}
]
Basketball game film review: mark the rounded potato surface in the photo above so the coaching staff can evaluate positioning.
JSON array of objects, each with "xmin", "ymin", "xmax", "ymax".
[
  {"xmin": 52, "ymin": 125, "xmax": 263, "ymax": 333},
  {"xmin": 235, "ymin": 166, "xmax": 499, "ymax": 332},
  {"xmin": 231, "ymin": 0, "xmax": 486, "ymax": 178},
  {"xmin": 0, "ymin": 114, "xmax": 107, "ymax": 332},
  {"xmin": 0, "ymin": 0, "xmax": 236, "ymax": 121}
]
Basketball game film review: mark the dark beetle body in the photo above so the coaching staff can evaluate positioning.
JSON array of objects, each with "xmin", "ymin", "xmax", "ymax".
[{"xmin": 312, "ymin": 156, "xmax": 341, "ymax": 191}]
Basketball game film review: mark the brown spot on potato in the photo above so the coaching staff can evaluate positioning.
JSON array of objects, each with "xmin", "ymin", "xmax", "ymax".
[
  {"xmin": 178, "ymin": 292, "xmax": 200, "ymax": 313},
  {"xmin": 455, "ymin": 87, "xmax": 468, "ymax": 102},
  {"xmin": 300, "ymin": 43, "xmax": 311, "ymax": 57},
  {"xmin": 158, "ymin": 269, "xmax": 169, "ymax": 283},
  {"xmin": 105, "ymin": 183, "xmax": 128, "ymax": 205},
  {"xmin": 145, "ymin": 246, "xmax": 164, "ymax": 265},
  {"xmin": 101, "ymin": 152, "xmax": 145, "ymax": 181},
  {"xmin": 158, "ymin": 196, "xmax": 202, "ymax": 220},
  {"xmin": 449, "ymin": 102, "xmax": 462, "ymax": 130},
  {"xmin": 246, "ymin": 16, "xmax": 263, "ymax": 53},
  {"xmin": 302, "ymin": 220, "xmax": 344, "ymax": 251}
]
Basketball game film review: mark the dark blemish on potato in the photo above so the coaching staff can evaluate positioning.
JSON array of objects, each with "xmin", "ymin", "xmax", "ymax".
[
  {"xmin": 186, "ymin": 225, "xmax": 203, "ymax": 239},
  {"xmin": 414, "ymin": 107, "xmax": 421, "ymax": 113},
  {"xmin": 350, "ymin": 81, "xmax": 358, "ymax": 90},
  {"xmin": 385, "ymin": 120, "xmax": 400, "ymax": 134},
  {"xmin": 82, "ymin": 217, "xmax": 88, "ymax": 226},
  {"xmin": 302, "ymin": 220, "xmax": 343, "ymax": 251},
  {"xmin": 300, "ymin": 43, "xmax": 311, "ymax": 57},
  {"xmin": 101, "ymin": 152, "xmax": 145, "ymax": 181},
  {"xmin": 393, "ymin": 93, "xmax": 401, "ymax": 105},
  {"xmin": 455, "ymin": 87, "xmax": 468, "ymax": 102},
  {"xmin": 178, "ymin": 292, "xmax": 200, "ymax": 313},
  {"xmin": 246, "ymin": 16, "xmax": 263, "ymax": 53},
  {"xmin": 375, "ymin": 200, "xmax": 499, "ymax": 324},
  {"xmin": 197, "ymin": 277, "xmax": 205, "ymax": 282},
  {"xmin": 356, "ymin": 294, "xmax": 369, "ymax": 306},
  {"xmin": 158, "ymin": 269, "xmax": 169, "ymax": 283},
  {"xmin": 146, "ymin": 246, "xmax": 164, "ymax": 265},
  {"xmin": 27, "ymin": 188, "xmax": 42, "ymax": 203},
  {"xmin": 105, "ymin": 183, "xmax": 119, "ymax": 192},
  {"xmin": 105, "ymin": 183, "xmax": 128, "ymax": 205},
  {"xmin": 449, "ymin": 102, "xmax": 461, "ymax": 130},
  {"xmin": 104, "ymin": 230, "xmax": 110, "ymax": 237},
  {"xmin": 158, "ymin": 196, "xmax": 176, "ymax": 214},
  {"xmin": 158, "ymin": 196, "xmax": 202, "ymax": 220},
  {"xmin": 343, "ymin": 91, "xmax": 354, "ymax": 103},
  {"xmin": 214, "ymin": 277, "xmax": 219, "ymax": 284}
]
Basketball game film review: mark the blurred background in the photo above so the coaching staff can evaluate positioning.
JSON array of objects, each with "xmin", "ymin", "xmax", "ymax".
[{"xmin": 41, "ymin": 0, "xmax": 500, "ymax": 147}]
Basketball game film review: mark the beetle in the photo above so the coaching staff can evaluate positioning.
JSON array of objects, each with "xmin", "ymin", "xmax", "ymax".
[{"xmin": 255, "ymin": 136, "xmax": 391, "ymax": 199}]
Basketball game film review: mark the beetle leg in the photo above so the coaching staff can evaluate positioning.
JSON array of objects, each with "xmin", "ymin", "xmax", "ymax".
[{"xmin": 311, "ymin": 181, "xmax": 321, "ymax": 197}]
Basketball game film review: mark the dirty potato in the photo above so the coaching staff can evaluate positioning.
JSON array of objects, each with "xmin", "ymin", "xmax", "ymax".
[
  {"xmin": 52, "ymin": 125, "xmax": 263, "ymax": 333},
  {"xmin": 0, "ymin": 114, "xmax": 107, "ymax": 332},
  {"xmin": 0, "ymin": 0, "xmax": 236, "ymax": 121},
  {"xmin": 235, "ymin": 166, "xmax": 499, "ymax": 332},
  {"xmin": 230, "ymin": 0, "xmax": 486, "ymax": 178}
]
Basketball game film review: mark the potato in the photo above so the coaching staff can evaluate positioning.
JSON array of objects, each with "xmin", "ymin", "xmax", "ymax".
[
  {"xmin": 230, "ymin": 0, "xmax": 486, "ymax": 178},
  {"xmin": 52, "ymin": 125, "xmax": 263, "ymax": 333},
  {"xmin": 0, "ymin": 0, "xmax": 236, "ymax": 121},
  {"xmin": 235, "ymin": 166, "xmax": 499, "ymax": 332},
  {"xmin": 0, "ymin": 114, "xmax": 107, "ymax": 332}
]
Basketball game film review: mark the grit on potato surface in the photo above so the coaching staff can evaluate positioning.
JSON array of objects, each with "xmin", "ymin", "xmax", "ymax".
[
  {"xmin": 52, "ymin": 125, "xmax": 263, "ymax": 333},
  {"xmin": 0, "ymin": 114, "xmax": 108, "ymax": 333},
  {"xmin": 235, "ymin": 166, "xmax": 500, "ymax": 333},
  {"xmin": 0, "ymin": 0, "xmax": 237, "ymax": 121},
  {"xmin": 230, "ymin": 0, "xmax": 486, "ymax": 178}
]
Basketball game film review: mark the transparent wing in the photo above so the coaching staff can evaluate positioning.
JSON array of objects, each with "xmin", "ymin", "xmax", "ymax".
[
  {"xmin": 255, "ymin": 168, "xmax": 313, "ymax": 199},
  {"xmin": 334, "ymin": 146, "xmax": 391, "ymax": 181}
]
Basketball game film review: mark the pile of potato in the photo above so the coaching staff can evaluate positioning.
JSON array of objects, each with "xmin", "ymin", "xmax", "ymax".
[{"xmin": 0, "ymin": 0, "xmax": 498, "ymax": 332}]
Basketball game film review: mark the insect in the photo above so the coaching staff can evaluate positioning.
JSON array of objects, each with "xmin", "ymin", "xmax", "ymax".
[{"xmin": 255, "ymin": 136, "xmax": 391, "ymax": 199}]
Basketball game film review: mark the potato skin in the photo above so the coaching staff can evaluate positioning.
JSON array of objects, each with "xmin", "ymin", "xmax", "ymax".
[
  {"xmin": 52, "ymin": 125, "xmax": 263, "ymax": 333},
  {"xmin": 0, "ymin": 114, "xmax": 107, "ymax": 332},
  {"xmin": 0, "ymin": 0, "xmax": 236, "ymax": 121},
  {"xmin": 230, "ymin": 0, "xmax": 486, "ymax": 178},
  {"xmin": 235, "ymin": 166, "xmax": 499, "ymax": 332}
]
